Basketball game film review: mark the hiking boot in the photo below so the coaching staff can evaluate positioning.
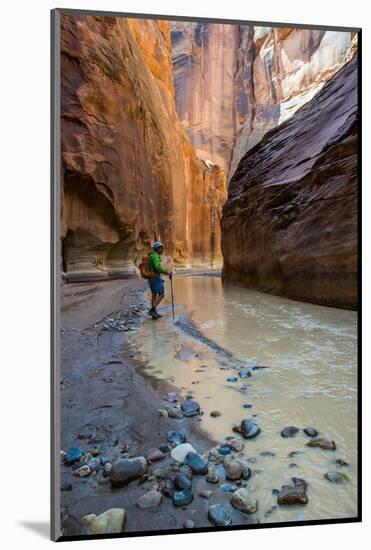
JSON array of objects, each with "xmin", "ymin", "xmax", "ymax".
[{"xmin": 154, "ymin": 309, "xmax": 162, "ymax": 318}]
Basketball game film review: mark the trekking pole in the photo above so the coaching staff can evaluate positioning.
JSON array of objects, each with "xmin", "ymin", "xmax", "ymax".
[{"xmin": 170, "ymin": 273, "xmax": 175, "ymax": 321}]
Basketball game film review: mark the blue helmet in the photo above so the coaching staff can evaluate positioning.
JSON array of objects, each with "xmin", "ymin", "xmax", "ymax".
[{"xmin": 153, "ymin": 241, "xmax": 164, "ymax": 249}]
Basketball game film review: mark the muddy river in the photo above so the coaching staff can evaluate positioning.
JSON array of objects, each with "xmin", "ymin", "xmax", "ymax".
[{"xmin": 132, "ymin": 274, "xmax": 358, "ymax": 524}]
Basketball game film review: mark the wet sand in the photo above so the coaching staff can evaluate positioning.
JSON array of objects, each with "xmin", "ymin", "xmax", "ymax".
[{"xmin": 60, "ymin": 278, "xmax": 254, "ymax": 538}]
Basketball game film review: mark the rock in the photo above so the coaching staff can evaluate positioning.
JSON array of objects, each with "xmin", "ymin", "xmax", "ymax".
[
  {"xmin": 146, "ymin": 448, "xmax": 166, "ymax": 463},
  {"xmin": 158, "ymin": 409, "xmax": 169, "ymax": 418},
  {"xmin": 240, "ymin": 419, "xmax": 261, "ymax": 439},
  {"xmin": 224, "ymin": 455, "xmax": 243, "ymax": 480},
  {"xmin": 260, "ymin": 451, "xmax": 275, "ymax": 457},
  {"xmin": 80, "ymin": 508, "xmax": 126, "ymax": 535},
  {"xmin": 61, "ymin": 482, "xmax": 73, "ymax": 491},
  {"xmin": 219, "ymin": 445, "xmax": 231, "ymax": 456},
  {"xmin": 89, "ymin": 433, "xmax": 105, "ymax": 443},
  {"xmin": 159, "ymin": 479, "xmax": 174, "ymax": 497},
  {"xmin": 103, "ymin": 463, "xmax": 112, "ymax": 474},
  {"xmin": 171, "ymin": 443, "xmax": 196, "ymax": 463},
  {"xmin": 243, "ymin": 403, "xmax": 252, "ymax": 409},
  {"xmin": 174, "ymin": 472, "xmax": 192, "ymax": 490},
  {"xmin": 173, "ymin": 489, "xmax": 194, "ymax": 507},
  {"xmin": 239, "ymin": 368, "xmax": 251, "ymax": 379},
  {"xmin": 86, "ymin": 458, "xmax": 101, "ymax": 472},
  {"xmin": 64, "ymin": 447, "xmax": 84, "ymax": 465},
  {"xmin": 159, "ymin": 444, "xmax": 171, "ymax": 454},
  {"xmin": 136, "ymin": 491, "xmax": 162, "ymax": 510},
  {"xmin": 210, "ymin": 410, "xmax": 222, "ymax": 417},
  {"xmin": 277, "ymin": 486, "xmax": 308, "ymax": 505},
  {"xmin": 230, "ymin": 488, "xmax": 258, "ymax": 514},
  {"xmin": 324, "ymin": 471, "xmax": 349, "ymax": 483},
  {"xmin": 241, "ymin": 465, "xmax": 252, "ymax": 480},
  {"xmin": 292, "ymin": 478, "xmax": 308, "ymax": 490},
  {"xmin": 199, "ymin": 490, "xmax": 213, "ymax": 499},
  {"xmin": 307, "ymin": 438, "xmax": 336, "ymax": 450},
  {"xmin": 75, "ymin": 465, "xmax": 91, "ymax": 477},
  {"xmin": 206, "ymin": 471, "xmax": 220, "ymax": 484},
  {"xmin": 167, "ymin": 430, "xmax": 187, "ymax": 445},
  {"xmin": 220, "ymin": 482, "xmax": 238, "ymax": 493},
  {"xmin": 303, "ymin": 427, "xmax": 318, "ymax": 438},
  {"xmin": 167, "ymin": 407, "xmax": 183, "ymax": 419},
  {"xmin": 252, "ymin": 366, "xmax": 269, "ymax": 371},
  {"xmin": 167, "ymin": 392, "xmax": 178, "ymax": 403},
  {"xmin": 185, "ymin": 452, "xmax": 208, "ymax": 475},
  {"xmin": 334, "ymin": 459, "xmax": 349, "ymax": 467},
  {"xmin": 221, "ymin": 55, "xmax": 358, "ymax": 309},
  {"xmin": 227, "ymin": 376, "xmax": 238, "ymax": 382},
  {"xmin": 92, "ymin": 448, "xmax": 100, "ymax": 457},
  {"xmin": 281, "ymin": 426, "xmax": 299, "ymax": 438},
  {"xmin": 227, "ymin": 438, "xmax": 244, "ymax": 452},
  {"xmin": 208, "ymin": 504, "xmax": 232, "ymax": 526},
  {"xmin": 183, "ymin": 519, "xmax": 194, "ymax": 529},
  {"xmin": 181, "ymin": 400, "xmax": 200, "ymax": 417},
  {"xmin": 110, "ymin": 457, "xmax": 148, "ymax": 488},
  {"xmin": 232, "ymin": 424, "xmax": 242, "ymax": 434}
]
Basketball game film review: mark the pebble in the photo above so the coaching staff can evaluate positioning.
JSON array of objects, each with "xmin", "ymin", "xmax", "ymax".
[
  {"xmin": 292, "ymin": 478, "xmax": 308, "ymax": 490},
  {"xmin": 303, "ymin": 427, "xmax": 318, "ymax": 438},
  {"xmin": 174, "ymin": 472, "xmax": 192, "ymax": 490},
  {"xmin": 171, "ymin": 443, "xmax": 196, "ymax": 463},
  {"xmin": 242, "ymin": 403, "xmax": 253, "ymax": 409},
  {"xmin": 173, "ymin": 489, "xmax": 194, "ymax": 507},
  {"xmin": 334, "ymin": 459, "xmax": 349, "ymax": 467},
  {"xmin": 146, "ymin": 448, "xmax": 166, "ymax": 463},
  {"xmin": 75, "ymin": 465, "xmax": 91, "ymax": 477},
  {"xmin": 92, "ymin": 448, "xmax": 100, "ymax": 457},
  {"xmin": 103, "ymin": 463, "xmax": 112, "ymax": 474},
  {"xmin": 220, "ymin": 482, "xmax": 238, "ymax": 493},
  {"xmin": 252, "ymin": 365, "xmax": 269, "ymax": 371},
  {"xmin": 159, "ymin": 444, "xmax": 171, "ymax": 454},
  {"xmin": 230, "ymin": 488, "xmax": 258, "ymax": 514},
  {"xmin": 210, "ymin": 410, "xmax": 222, "ymax": 417},
  {"xmin": 80, "ymin": 508, "xmax": 126, "ymax": 535},
  {"xmin": 110, "ymin": 457, "xmax": 148, "ymax": 488},
  {"xmin": 159, "ymin": 478, "xmax": 174, "ymax": 497},
  {"xmin": 167, "ymin": 407, "xmax": 184, "ymax": 419},
  {"xmin": 239, "ymin": 368, "xmax": 251, "ymax": 379},
  {"xmin": 240, "ymin": 419, "xmax": 261, "ymax": 439},
  {"xmin": 281, "ymin": 426, "xmax": 299, "ymax": 438},
  {"xmin": 277, "ymin": 485, "xmax": 308, "ymax": 505},
  {"xmin": 227, "ymin": 376, "xmax": 238, "ymax": 382},
  {"xmin": 227, "ymin": 438, "xmax": 244, "ymax": 452},
  {"xmin": 167, "ymin": 392, "xmax": 178, "ymax": 403},
  {"xmin": 136, "ymin": 491, "xmax": 162, "ymax": 510},
  {"xmin": 206, "ymin": 471, "xmax": 220, "ymax": 484},
  {"xmin": 167, "ymin": 430, "xmax": 187, "ymax": 446},
  {"xmin": 61, "ymin": 482, "xmax": 73, "ymax": 491},
  {"xmin": 260, "ymin": 451, "xmax": 275, "ymax": 457},
  {"xmin": 208, "ymin": 504, "xmax": 232, "ymax": 526},
  {"xmin": 183, "ymin": 519, "xmax": 194, "ymax": 529},
  {"xmin": 219, "ymin": 445, "xmax": 231, "ymax": 456},
  {"xmin": 185, "ymin": 452, "xmax": 208, "ymax": 475},
  {"xmin": 224, "ymin": 455, "xmax": 243, "ymax": 480},
  {"xmin": 324, "ymin": 471, "xmax": 349, "ymax": 483},
  {"xmin": 181, "ymin": 401, "xmax": 200, "ymax": 417},
  {"xmin": 307, "ymin": 438, "xmax": 336, "ymax": 450},
  {"xmin": 87, "ymin": 458, "xmax": 101, "ymax": 472},
  {"xmin": 63, "ymin": 447, "xmax": 84, "ymax": 465}
]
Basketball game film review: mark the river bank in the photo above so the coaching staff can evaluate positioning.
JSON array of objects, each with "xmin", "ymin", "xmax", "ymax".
[{"xmin": 59, "ymin": 277, "xmax": 257, "ymax": 537}]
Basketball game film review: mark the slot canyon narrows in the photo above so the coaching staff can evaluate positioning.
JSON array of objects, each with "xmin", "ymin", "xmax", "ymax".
[{"xmin": 57, "ymin": 12, "xmax": 359, "ymax": 540}]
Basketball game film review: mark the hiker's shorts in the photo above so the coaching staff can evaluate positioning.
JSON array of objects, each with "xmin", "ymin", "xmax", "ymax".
[{"xmin": 149, "ymin": 276, "xmax": 164, "ymax": 295}]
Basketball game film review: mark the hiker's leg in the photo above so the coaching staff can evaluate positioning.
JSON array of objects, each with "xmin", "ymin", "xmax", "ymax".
[
  {"xmin": 151, "ymin": 293, "xmax": 157, "ymax": 309},
  {"xmin": 155, "ymin": 292, "xmax": 164, "ymax": 308}
]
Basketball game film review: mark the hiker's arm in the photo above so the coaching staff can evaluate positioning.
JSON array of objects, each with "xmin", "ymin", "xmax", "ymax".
[{"xmin": 152, "ymin": 254, "xmax": 168, "ymax": 275}]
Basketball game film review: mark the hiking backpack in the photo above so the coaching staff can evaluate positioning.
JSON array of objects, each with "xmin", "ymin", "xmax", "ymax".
[{"xmin": 139, "ymin": 254, "xmax": 152, "ymax": 279}]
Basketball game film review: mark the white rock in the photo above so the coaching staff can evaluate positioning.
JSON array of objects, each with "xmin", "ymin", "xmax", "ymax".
[
  {"xmin": 80, "ymin": 508, "xmax": 126, "ymax": 534},
  {"xmin": 170, "ymin": 443, "xmax": 196, "ymax": 463}
]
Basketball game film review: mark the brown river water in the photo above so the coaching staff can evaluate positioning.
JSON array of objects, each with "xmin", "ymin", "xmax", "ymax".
[{"xmin": 131, "ymin": 274, "xmax": 358, "ymax": 524}]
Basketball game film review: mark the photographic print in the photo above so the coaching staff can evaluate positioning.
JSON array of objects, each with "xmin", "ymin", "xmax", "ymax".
[{"xmin": 51, "ymin": 8, "xmax": 360, "ymax": 541}]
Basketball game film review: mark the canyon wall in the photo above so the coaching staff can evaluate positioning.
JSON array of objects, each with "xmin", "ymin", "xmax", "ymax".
[
  {"xmin": 221, "ymin": 55, "xmax": 358, "ymax": 309},
  {"xmin": 60, "ymin": 15, "xmax": 227, "ymax": 281},
  {"xmin": 171, "ymin": 22, "xmax": 355, "ymax": 177}
]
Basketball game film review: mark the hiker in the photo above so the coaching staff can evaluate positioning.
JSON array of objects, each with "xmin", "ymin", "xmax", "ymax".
[{"xmin": 147, "ymin": 241, "xmax": 172, "ymax": 319}]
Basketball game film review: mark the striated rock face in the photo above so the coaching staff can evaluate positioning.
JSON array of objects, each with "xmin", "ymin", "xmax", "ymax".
[
  {"xmin": 221, "ymin": 55, "xmax": 358, "ymax": 309},
  {"xmin": 171, "ymin": 22, "xmax": 355, "ymax": 177},
  {"xmin": 61, "ymin": 15, "xmax": 227, "ymax": 281}
]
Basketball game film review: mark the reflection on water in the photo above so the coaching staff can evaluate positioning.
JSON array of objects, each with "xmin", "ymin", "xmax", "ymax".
[{"xmin": 133, "ymin": 275, "xmax": 358, "ymax": 523}]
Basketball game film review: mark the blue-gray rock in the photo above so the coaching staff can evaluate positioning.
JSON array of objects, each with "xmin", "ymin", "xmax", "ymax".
[
  {"xmin": 185, "ymin": 452, "xmax": 208, "ymax": 474},
  {"xmin": 239, "ymin": 368, "xmax": 251, "ymax": 379},
  {"xmin": 159, "ymin": 444, "xmax": 171, "ymax": 453},
  {"xmin": 240, "ymin": 419, "xmax": 261, "ymax": 439},
  {"xmin": 324, "ymin": 471, "xmax": 349, "ymax": 483},
  {"xmin": 252, "ymin": 366, "xmax": 269, "ymax": 371},
  {"xmin": 220, "ymin": 482, "xmax": 238, "ymax": 493},
  {"xmin": 110, "ymin": 456, "xmax": 147, "ymax": 488},
  {"xmin": 61, "ymin": 482, "xmax": 73, "ymax": 491},
  {"xmin": 260, "ymin": 451, "xmax": 275, "ymax": 457},
  {"xmin": 208, "ymin": 504, "xmax": 232, "ymax": 526},
  {"xmin": 86, "ymin": 457, "xmax": 101, "ymax": 472},
  {"xmin": 242, "ymin": 465, "xmax": 252, "ymax": 480},
  {"xmin": 281, "ymin": 426, "xmax": 299, "ymax": 438},
  {"xmin": 64, "ymin": 447, "xmax": 84, "ymax": 465},
  {"xmin": 227, "ymin": 376, "xmax": 238, "ymax": 382},
  {"xmin": 303, "ymin": 427, "xmax": 318, "ymax": 438},
  {"xmin": 173, "ymin": 489, "xmax": 193, "ymax": 507},
  {"xmin": 181, "ymin": 401, "xmax": 200, "ymax": 417},
  {"xmin": 167, "ymin": 430, "xmax": 187, "ymax": 445},
  {"xmin": 174, "ymin": 472, "xmax": 192, "ymax": 490},
  {"xmin": 242, "ymin": 403, "xmax": 252, "ymax": 409},
  {"xmin": 219, "ymin": 445, "xmax": 231, "ymax": 456}
]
